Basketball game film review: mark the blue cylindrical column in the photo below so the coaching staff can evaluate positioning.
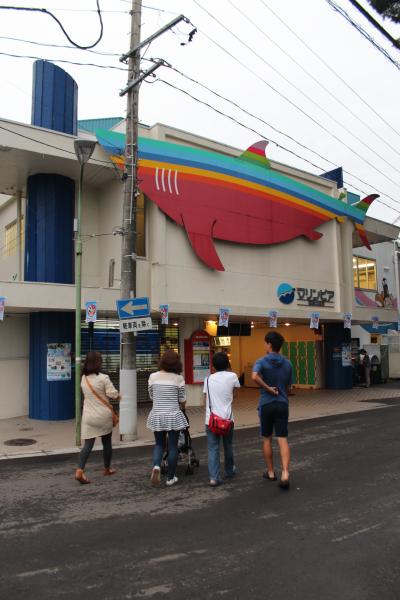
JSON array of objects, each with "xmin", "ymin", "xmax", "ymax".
[
  {"xmin": 25, "ymin": 174, "xmax": 75, "ymax": 284},
  {"xmin": 27, "ymin": 61, "xmax": 79, "ymax": 420},
  {"xmin": 29, "ymin": 312, "xmax": 75, "ymax": 420},
  {"xmin": 31, "ymin": 60, "xmax": 78, "ymax": 134},
  {"xmin": 324, "ymin": 323, "xmax": 353, "ymax": 389}
]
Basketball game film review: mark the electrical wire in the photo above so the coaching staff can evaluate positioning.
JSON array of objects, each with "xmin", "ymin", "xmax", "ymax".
[
  {"xmin": 324, "ymin": 0, "xmax": 400, "ymax": 70},
  {"xmin": 259, "ymin": 0, "xmax": 400, "ymax": 141},
  {"xmin": 193, "ymin": 0, "xmax": 400, "ymax": 190},
  {"xmin": 118, "ymin": 0, "xmax": 180, "ymax": 15},
  {"xmin": 152, "ymin": 77, "xmax": 400, "ymax": 216},
  {"xmin": 229, "ymin": 0, "xmax": 400, "ymax": 162},
  {"xmin": 0, "ymin": 123, "xmax": 112, "ymax": 167},
  {"xmin": 346, "ymin": 0, "xmax": 400, "ymax": 49},
  {"xmin": 0, "ymin": 34, "xmax": 120, "ymax": 57},
  {"xmin": 0, "ymin": 1, "xmax": 103, "ymax": 50},
  {"xmin": 0, "ymin": 51, "xmax": 127, "ymax": 71}
]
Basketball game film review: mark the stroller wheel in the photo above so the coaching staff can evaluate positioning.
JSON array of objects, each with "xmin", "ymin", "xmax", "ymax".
[{"xmin": 186, "ymin": 465, "xmax": 194, "ymax": 475}]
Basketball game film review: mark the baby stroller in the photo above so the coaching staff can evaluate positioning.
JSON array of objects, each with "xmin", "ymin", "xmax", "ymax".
[{"xmin": 161, "ymin": 410, "xmax": 200, "ymax": 476}]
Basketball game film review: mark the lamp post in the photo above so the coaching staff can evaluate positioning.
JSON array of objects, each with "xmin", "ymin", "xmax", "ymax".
[{"xmin": 74, "ymin": 139, "xmax": 96, "ymax": 446}]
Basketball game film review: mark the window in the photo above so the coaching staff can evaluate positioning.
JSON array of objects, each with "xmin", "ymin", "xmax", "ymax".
[
  {"xmin": 353, "ymin": 256, "xmax": 377, "ymax": 290},
  {"xmin": 3, "ymin": 216, "xmax": 24, "ymax": 258}
]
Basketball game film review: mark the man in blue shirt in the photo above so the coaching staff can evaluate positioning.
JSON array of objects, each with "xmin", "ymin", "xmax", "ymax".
[{"xmin": 252, "ymin": 331, "xmax": 293, "ymax": 489}]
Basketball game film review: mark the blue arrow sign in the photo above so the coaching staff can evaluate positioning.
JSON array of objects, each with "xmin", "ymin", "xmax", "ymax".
[{"xmin": 116, "ymin": 297, "xmax": 150, "ymax": 320}]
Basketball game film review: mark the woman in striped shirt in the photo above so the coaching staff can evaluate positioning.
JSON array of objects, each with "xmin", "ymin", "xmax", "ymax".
[{"xmin": 147, "ymin": 350, "xmax": 188, "ymax": 487}]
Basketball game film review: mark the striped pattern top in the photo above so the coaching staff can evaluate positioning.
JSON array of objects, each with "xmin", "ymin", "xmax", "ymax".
[{"xmin": 146, "ymin": 371, "xmax": 188, "ymax": 432}]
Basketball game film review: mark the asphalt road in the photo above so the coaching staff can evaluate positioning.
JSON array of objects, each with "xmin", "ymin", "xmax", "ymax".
[{"xmin": 1, "ymin": 400, "xmax": 400, "ymax": 600}]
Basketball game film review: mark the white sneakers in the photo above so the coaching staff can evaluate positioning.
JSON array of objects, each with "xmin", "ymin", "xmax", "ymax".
[
  {"xmin": 151, "ymin": 467, "xmax": 178, "ymax": 486},
  {"xmin": 150, "ymin": 466, "xmax": 161, "ymax": 485},
  {"xmin": 166, "ymin": 476, "xmax": 178, "ymax": 487}
]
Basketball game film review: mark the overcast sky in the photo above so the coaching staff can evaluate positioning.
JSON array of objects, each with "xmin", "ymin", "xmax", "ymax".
[{"xmin": 0, "ymin": 0, "xmax": 399, "ymax": 223}]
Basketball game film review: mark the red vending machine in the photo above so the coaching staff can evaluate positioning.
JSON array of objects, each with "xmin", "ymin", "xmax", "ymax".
[{"xmin": 184, "ymin": 329, "xmax": 211, "ymax": 384}]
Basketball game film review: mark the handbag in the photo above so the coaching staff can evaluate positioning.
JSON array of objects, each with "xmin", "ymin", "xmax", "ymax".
[
  {"xmin": 84, "ymin": 375, "xmax": 119, "ymax": 427},
  {"xmin": 206, "ymin": 377, "xmax": 233, "ymax": 436}
]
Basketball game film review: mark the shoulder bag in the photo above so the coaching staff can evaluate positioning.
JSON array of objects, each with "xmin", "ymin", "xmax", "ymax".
[
  {"xmin": 85, "ymin": 375, "xmax": 119, "ymax": 427},
  {"xmin": 207, "ymin": 377, "xmax": 233, "ymax": 436}
]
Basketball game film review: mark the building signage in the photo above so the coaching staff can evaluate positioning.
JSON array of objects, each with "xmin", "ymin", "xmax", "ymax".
[
  {"xmin": 268, "ymin": 310, "xmax": 278, "ymax": 328},
  {"xmin": 117, "ymin": 297, "xmax": 150, "ymax": 320},
  {"xmin": 97, "ymin": 132, "xmax": 376, "ymax": 271},
  {"xmin": 85, "ymin": 301, "xmax": 97, "ymax": 323},
  {"xmin": 218, "ymin": 307, "xmax": 230, "ymax": 327},
  {"xmin": 309, "ymin": 312, "xmax": 320, "ymax": 330},
  {"xmin": 343, "ymin": 312, "xmax": 352, "ymax": 329},
  {"xmin": 47, "ymin": 343, "xmax": 71, "ymax": 381},
  {"xmin": 0, "ymin": 296, "xmax": 5, "ymax": 321},
  {"xmin": 277, "ymin": 284, "xmax": 335, "ymax": 307},
  {"xmin": 159, "ymin": 304, "xmax": 169, "ymax": 325},
  {"xmin": 119, "ymin": 317, "xmax": 153, "ymax": 332}
]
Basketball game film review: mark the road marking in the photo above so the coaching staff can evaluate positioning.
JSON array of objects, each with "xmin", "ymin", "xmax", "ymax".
[
  {"xmin": 332, "ymin": 522, "xmax": 382, "ymax": 543},
  {"xmin": 17, "ymin": 567, "xmax": 60, "ymax": 578},
  {"xmin": 149, "ymin": 553, "xmax": 186, "ymax": 564}
]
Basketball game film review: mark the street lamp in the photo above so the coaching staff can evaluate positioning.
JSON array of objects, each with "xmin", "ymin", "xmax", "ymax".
[{"xmin": 74, "ymin": 138, "xmax": 96, "ymax": 446}]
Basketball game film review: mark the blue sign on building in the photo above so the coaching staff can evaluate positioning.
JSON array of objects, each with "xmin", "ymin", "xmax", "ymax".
[{"xmin": 116, "ymin": 297, "xmax": 150, "ymax": 320}]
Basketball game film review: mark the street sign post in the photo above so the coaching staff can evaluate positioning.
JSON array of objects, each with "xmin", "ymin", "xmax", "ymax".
[{"xmin": 116, "ymin": 297, "xmax": 150, "ymax": 320}]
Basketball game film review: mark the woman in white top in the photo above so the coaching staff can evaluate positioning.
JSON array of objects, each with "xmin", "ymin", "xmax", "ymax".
[
  {"xmin": 204, "ymin": 352, "xmax": 240, "ymax": 487},
  {"xmin": 75, "ymin": 352, "xmax": 120, "ymax": 484},
  {"xmin": 147, "ymin": 350, "xmax": 188, "ymax": 487}
]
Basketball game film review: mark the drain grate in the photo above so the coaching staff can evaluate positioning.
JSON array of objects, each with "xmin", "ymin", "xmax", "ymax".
[{"xmin": 4, "ymin": 438, "xmax": 37, "ymax": 446}]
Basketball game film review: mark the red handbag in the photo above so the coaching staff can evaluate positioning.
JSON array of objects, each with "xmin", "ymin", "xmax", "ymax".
[{"xmin": 207, "ymin": 377, "xmax": 233, "ymax": 436}]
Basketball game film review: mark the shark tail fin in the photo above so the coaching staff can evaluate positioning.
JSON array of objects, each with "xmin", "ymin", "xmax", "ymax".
[
  {"xmin": 355, "ymin": 193, "xmax": 379, "ymax": 214},
  {"xmin": 354, "ymin": 223, "xmax": 372, "ymax": 250},
  {"xmin": 239, "ymin": 141, "xmax": 270, "ymax": 168}
]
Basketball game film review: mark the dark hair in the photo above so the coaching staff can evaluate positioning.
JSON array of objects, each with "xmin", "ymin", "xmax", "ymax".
[
  {"xmin": 212, "ymin": 351, "xmax": 230, "ymax": 371},
  {"xmin": 159, "ymin": 350, "xmax": 182, "ymax": 374},
  {"xmin": 360, "ymin": 349, "xmax": 367, "ymax": 354},
  {"xmin": 82, "ymin": 351, "xmax": 102, "ymax": 375},
  {"xmin": 265, "ymin": 331, "xmax": 284, "ymax": 352}
]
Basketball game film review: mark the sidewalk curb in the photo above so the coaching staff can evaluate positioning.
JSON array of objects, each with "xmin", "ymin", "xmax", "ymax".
[{"xmin": 0, "ymin": 400, "xmax": 390, "ymax": 461}]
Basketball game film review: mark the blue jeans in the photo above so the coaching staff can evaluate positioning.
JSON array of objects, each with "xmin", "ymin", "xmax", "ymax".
[
  {"xmin": 206, "ymin": 424, "xmax": 235, "ymax": 482},
  {"xmin": 153, "ymin": 430, "xmax": 180, "ymax": 480}
]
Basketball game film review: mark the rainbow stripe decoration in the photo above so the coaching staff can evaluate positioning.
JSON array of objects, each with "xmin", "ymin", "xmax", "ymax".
[{"xmin": 96, "ymin": 129, "xmax": 377, "ymax": 271}]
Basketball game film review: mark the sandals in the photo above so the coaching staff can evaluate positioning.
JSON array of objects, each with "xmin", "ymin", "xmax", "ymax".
[
  {"xmin": 278, "ymin": 479, "xmax": 290, "ymax": 490},
  {"xmin": 104, "ymin": 468, "xmax": 117, "ymax": 476},
  {"xmin": 263, "ymin": 471, "xmax": 277, "ymax": 481},
  {"xmin": 75, "ymin": 469, "xmax": 91, "ymax": 485}
]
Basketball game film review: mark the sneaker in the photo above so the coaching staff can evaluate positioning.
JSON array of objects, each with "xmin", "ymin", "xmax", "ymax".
[
  {"xmin": 150, "ymin": 466, "xmax": 161, "ymax": 485},
  {"xmin": 166, "ymin": 476, "xmax": 178, "ymax": 487}
]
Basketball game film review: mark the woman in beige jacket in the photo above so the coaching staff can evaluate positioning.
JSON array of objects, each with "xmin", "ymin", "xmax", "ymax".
[{"xmin": 75, "ymin": 352, "xmax": 120, "ymax": 484}]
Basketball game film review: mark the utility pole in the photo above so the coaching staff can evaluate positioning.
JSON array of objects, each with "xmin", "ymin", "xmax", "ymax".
[
  {"xmin": 119, "ymin": 0, "xmax": 142, "ymax": 442},
  {"xmin": 118, "ymin": 3, "xmax": 191, "ymax": 441}
]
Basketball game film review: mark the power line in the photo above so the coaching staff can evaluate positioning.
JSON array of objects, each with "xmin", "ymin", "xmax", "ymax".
[
  {"xmin": 324, "ymin": 0, "xmax": 400, "ymax": 70},
  {"xmin": 0, "ymin": 2, "xmax": 104, "ymax": 50},
  {"xmin": 346, "ymin": 0, "xmax": 400, "ymax": 49},
  {"xmin": 0, "ymin": 124, "xmax": 112, "ymax": 167},
  {"xmin": 193, "ymin": 0, "xmax": 400, "ymax": 190},
  {"xmin": 259, "ymin": 0, "xmax": 400, "ymax": 141},
  {"xmin": 153, "ymin": 76, "xmax": 400, "ymax": 216},
  {"xmin": 0, "ymin": 34, "xmax": 120, "ymax": 57},
  {"xmin": 229, "ymin": 0, "xmax": 400, "ymax": 163},
  {"xmin": 0, "ymin": 51, "xmax": 127, "ymax": 71}
]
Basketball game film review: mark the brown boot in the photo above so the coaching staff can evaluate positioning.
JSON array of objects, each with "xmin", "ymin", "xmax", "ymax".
[{"xmin": 75, "ymin": 468, "xmax": 91, "ymax": 484}]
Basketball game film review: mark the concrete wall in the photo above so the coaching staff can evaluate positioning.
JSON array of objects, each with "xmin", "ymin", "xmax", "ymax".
[
  {"xmin": 0, "ymin": 314, "xmax": 29, "ymax": 418},
  {"xmin": 0, "ymin": 196, "xmax": 25, "ymax": 282}
]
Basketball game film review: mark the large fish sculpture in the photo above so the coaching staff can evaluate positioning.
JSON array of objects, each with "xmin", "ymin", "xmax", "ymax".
[{"xmin": 96, "ymin": 129, "xmax": 377, "ymax": 272}]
